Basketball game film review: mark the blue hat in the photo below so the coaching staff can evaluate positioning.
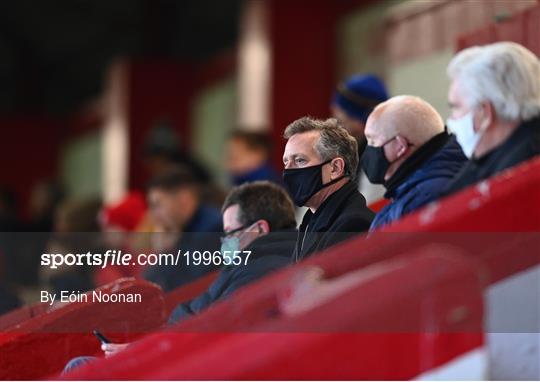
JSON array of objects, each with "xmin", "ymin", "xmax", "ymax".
[{"xmin": 332, "ymin": 74, "xmax": 389, "ymax": 123}]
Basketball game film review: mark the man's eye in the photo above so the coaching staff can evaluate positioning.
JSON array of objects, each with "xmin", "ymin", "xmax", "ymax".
[{"xmin": 295, "ymin": 158, "xmax": 306, "ymax": 165}]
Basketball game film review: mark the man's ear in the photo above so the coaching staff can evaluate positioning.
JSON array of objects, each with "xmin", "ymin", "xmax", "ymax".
[
  {"xmin": 330, "ymin": 157, "xmax": 346, "ymax": 178},
  {"xmin": 255, "ymin": 219, "xmax": 270, "ymax": 234},
  {"xmin": 394, "ymin": 135, "xmax": 410, "ymax": 159},
  {"xmin": 476, "ymin": 101, "xmax": 494, "ymax": 132}
]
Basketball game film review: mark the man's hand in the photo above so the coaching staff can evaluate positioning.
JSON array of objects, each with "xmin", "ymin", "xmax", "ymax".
[{"xmin": 101, "ymin": 342, "xmax": 130, "ymax": 358}]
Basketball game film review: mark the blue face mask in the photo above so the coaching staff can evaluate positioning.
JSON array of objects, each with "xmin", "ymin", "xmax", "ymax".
[{"xmin": 220, "ymin": 236, "xmax": 240, "ymax": 262}]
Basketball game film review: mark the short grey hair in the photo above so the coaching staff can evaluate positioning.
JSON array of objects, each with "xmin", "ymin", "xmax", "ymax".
[
  {"xmin": 283, "ymin": 116, "xmax": 358, "ymax": 180},
  {"xmin": 447, "ymin": 42, "xmax": 540, "ymax": 122}
]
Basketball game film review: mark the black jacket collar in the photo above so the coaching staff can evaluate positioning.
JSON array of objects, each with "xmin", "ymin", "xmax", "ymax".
[
  {"xmin": 473, "ymin": 115, "xmax": 540, "ymax": 164},
  {"xmin": 244, "ymin": 229, "xmax": 297, "ymax": 258},
  {"xmin": 299, "ymin": 180, "xmax": 358, "ymax": 233}
]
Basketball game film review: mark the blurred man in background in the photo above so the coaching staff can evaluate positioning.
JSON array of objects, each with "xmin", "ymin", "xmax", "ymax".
[
  {"xmin": 143, "ymin": 168, "xmax": 222, "ymax": 291},
  {"xmin": 225, "ymin": 130, "xmax": 281, "ymax": 186},
  {"xmin": 169, "ymin": 181, "xmax": 296, "ymax": 322},
  {"xmin": 41, "ymin": 197, "xmax": 102, "ymax": 296},
  {"xmin": 95, "ymin": 191, "xmax": 147, "ymax": 286},
  {"xmin": 331, "ymin": 74, "xmax": 389, "ymax": 204},
  {"xmin": 362, "ymin": 96, "xmax": 466, "ymax": 230},
  {"xmin": 445, "ymin": 42, "xmax": 540, "ymax": 194},
  {"xmin": 282, "ymin": 117, "xmax": 374, "ymax": 262},
  {"xmin": 0, "ymin": 188, "xmax": 22, "ymax": 312},
  {"xmin": 142, "ymin": 123, "xmax": 226, "ymax": 207}
]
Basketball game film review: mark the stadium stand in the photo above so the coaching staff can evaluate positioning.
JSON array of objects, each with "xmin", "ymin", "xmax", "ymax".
[
  {"xmin": 164, "ymin": 270, "xmax": 219, "ymax": 316},
  {"xmin": 58, "ymin": 156, "xmax": 540, "ymax": 379},
  {"xmin": 0, "ymin": 300, "xmax": 50, "ymax": 332},
  {"xmin": 0, "ymin": 278, "xmax": 166, "ymax": 380}
]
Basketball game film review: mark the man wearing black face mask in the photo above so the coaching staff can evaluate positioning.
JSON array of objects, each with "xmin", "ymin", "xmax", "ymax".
[
  {"xmin": 282, "ymin": 117, "xmax": 375, "ymax": 261},
  {"xmin": 361, "ymin": 96, "xmax": 466, "ymax": 231}
]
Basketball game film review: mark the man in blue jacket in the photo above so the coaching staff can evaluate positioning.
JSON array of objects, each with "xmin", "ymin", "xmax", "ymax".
[{"xmin": 361, "ymin": 95, "xmax": 466, "ymax": 230}]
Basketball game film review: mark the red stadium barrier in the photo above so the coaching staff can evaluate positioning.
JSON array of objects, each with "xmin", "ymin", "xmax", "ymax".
[
  {"xmin": 62, "ymin": 247, "xmax": 484, "ymax": 380},
  {"xmin": 164, "ymin": 271, "xmax": 219, "ymax": 316},
  {"xmin": 0, "ymin": 278, "xmax": 166, "ymax": 380},
  {"xmin": 59, "ymin": 156, "xmax": 540, "ymax": 379},
  {"xmin": 0, "ymin": 301, "xmax": 49, "ymax": 332},
  {"xmin": 367, "ymin": 197, "xmax": 390, "ymax": 213}
]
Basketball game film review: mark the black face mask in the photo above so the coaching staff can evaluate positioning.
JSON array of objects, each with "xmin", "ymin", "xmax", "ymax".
[
  {"xmin": 282, "ymin": 159, "xmax": 346, "ymax": 206},
  {"xmin": 361, "ymin": 144, "xmax": 390, "ymax": 184}
]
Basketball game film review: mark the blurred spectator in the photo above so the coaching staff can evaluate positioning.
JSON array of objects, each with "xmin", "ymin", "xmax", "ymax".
[
  {"xmin": 0, "ymin": 188, "xmax": 22, "ymax": 312},
  {"xmin": 143, "ymin": 122, "xmax": 226, "ymax": 207},
  {"xmin": 142, "ymin": 122, "xmax": 212, "ymax": 185},
  {"xmin": 12, "ymin": 181, "xmax": 66, "ymax": 289},
  {"xmin": 331, "ymin": 74, "xmax": 389, "ymax": 203},
  {"xmin": 101, "ymin": 191, "xmax": 146, "ymax": 233},
  {"xmin": 362, "ymin": 96, "xmax": 466, "ymax": 231},
  {"xmin": 41, "ymin": 197, "xmax": 102, "ymax": 296},
  {"xmin": 169, "ymin": 181, "xmax": 296, "ymax": 322},
  {"xmin": 0, "ymin": 282, "xmax": 20, "ymax": 315},
  {"xmin": 445, "ymin": 42, "xmax": 540, "ymax": 194},
  {"xmin": 95, "ymin": 191, "xmax": 147, "ymax": 286},
  {"xmin": 143, "ymin": 168, "xmax": 223, "ymax": 291},
  {"xmin": 225, "ymin": 130, "xmax": 281, "ymax": 186},
  {"xmin": 282, "ymin": 117, "xmax": 374, "ymax": 261},
  {"xmin": 0, "ymin": 187, "xmax": 21, "ymax": 231},
  {"xmin": 27, "ymin": 181, "xmax": 65, "ymax": 232},
  {"xmin": 0, "ymin": 187, "xmax": 23, "ymax": 309}
]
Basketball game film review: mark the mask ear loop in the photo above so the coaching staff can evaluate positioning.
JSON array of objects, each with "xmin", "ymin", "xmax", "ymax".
[{"xmin": 327, "ymin": 157, "xmax": 351, "ymax": 181}]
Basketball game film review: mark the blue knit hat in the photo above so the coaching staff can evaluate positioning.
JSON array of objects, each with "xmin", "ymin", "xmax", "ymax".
[{"xmin": 332, "ymin": 74, "xmax": 389, "ymax": 123}]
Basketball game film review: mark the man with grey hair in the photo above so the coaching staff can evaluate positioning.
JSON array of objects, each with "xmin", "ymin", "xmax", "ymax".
[
  {"xmin": 445, "ymin": 41, "xmax": 540, "ymax": 194},
  {"xmin": 282, "ymin": 116, "xmax": 374, "ymax": 261},
  {"xmin": 361, "ymin": 96, "xmax": 466, "ymax": 230}
]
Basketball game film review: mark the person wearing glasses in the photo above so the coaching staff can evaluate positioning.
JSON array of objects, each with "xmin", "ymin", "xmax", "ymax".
[
  {"xmin": 168, "ymin": 180, "xmax": 297, "ymax": 323},
  {"xmin": 63, "ymin": 181, "xmax": 297, "ymax": 373}
]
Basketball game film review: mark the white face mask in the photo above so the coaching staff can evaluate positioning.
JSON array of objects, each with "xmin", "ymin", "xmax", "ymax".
[{"xmin": 447, "ymin": 111, "xmax": 483, "ymax": 159}]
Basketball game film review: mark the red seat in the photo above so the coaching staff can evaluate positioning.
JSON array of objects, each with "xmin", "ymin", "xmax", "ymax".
[
  {"xmin": 0, "ymin": 278, "xmax": 166, "ymax": 380},
  {"xmin": 61, "ymin": 157, "xmax": 540, "ymax": 379},
  {"xmin": 61, "ymin": 158, "xmax": 540, "ymax": 379},
  {"xmin": 163, "ymin": 156, "xmax": 540, "ymax": 336},
  {"xmin": 62, "ymin": 246, "xmax": 484, "ymax": 380},
  {"xmin": 367, "ymin": 197, "xmax": 390, "ymax": 213},
  {"xmin": 164, "ymin": 271, "xmax": 219, "ymax": 316},
  {"xmin": 0, "ymin": 300, "xmax": 49, "ymax": 331}
]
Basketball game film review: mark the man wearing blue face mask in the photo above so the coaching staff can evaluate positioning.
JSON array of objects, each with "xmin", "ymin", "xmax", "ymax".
[
  {"xmin": 168, "ymin": 181, "xmax": 296, "ymax": 323},
  {"xmin": 282, "ymin": 117, "xmax": 374, "ymax": 261},
  {"xmin": 444, "ymin": 42, "xmax": 540, "ymax": 195},
  {"xmin": 361, "ymin": 96, "xmax": 466, "ymax": 231},
  {"xmin": 62, "ymin": 182, "xmax": 296, "ymax": 373}
]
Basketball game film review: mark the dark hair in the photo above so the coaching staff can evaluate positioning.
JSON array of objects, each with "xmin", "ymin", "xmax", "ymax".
[
  {"xmin": 146, "ymin": 167, "xmax": 199, "ymax": 193},
  {"xmin": 222, "ymin": 181, "xmax": 296, "ymax": 231},
  {"xmin": 229, "ymin": 130, "xmax": 272, "ymax": 155}
]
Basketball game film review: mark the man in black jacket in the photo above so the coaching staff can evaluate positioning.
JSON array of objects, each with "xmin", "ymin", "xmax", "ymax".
[
  {"xmin": 282, "ymin": 117, "xmax": 375, "ymax": 262},
  {"xmin": 169, "ymin": 181, "xmax": 296, "ymax": 323},
  {"xmin": 444, "ymin": 42, "xmax": 540, "ymax": 195},
  {"xmin": 63, "ymin": 181, "xmax": 297, "ymax": 372}
]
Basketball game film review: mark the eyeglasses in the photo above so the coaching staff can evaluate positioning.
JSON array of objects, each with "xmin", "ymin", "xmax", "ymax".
[{"xmin": 220, "ymin": 223, "xmax": 251, "ymax": 242}]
